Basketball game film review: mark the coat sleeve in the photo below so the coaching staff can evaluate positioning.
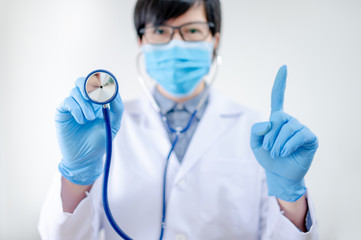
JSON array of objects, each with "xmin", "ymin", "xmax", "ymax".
[
  {"xmin": 38, "ymin": 172, "xmax": 103, "ymax": 240},
  {"xmin": 258, "ymin": 172, "xmax": 319, "ymax": 240}
]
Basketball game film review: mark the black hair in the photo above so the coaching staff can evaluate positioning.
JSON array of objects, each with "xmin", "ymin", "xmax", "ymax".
[{"xmin": 134, "ymin": 0, "xmax": 221, "ymax": 39}]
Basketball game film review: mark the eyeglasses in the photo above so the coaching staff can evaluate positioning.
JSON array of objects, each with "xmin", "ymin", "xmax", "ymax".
[{"xmin": 139, "ymin": 21, "xmax": 215, "ymax": 44}]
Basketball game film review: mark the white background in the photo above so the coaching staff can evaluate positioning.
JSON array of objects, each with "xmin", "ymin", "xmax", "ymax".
[{"xmin": 1, "ymin": 0, "xmax": 360, "ymax": 239}]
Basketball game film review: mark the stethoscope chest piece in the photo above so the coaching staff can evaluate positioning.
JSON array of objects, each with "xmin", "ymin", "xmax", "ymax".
[{"xmin": 84, "ymin": 69, "xmax": 119, "ymax": 106}]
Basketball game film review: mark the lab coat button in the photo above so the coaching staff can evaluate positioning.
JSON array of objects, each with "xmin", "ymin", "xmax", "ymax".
[
  {"xmin": 175, "ymin": 233, "xmax": 186, "ymax": 240},
  {"xmin": 177, "ymin": 179, "xmax": 185, "ymax": 188},
  {"xmin": 175, "ymin": 104, "xmax": 184, "ymax": 110}
]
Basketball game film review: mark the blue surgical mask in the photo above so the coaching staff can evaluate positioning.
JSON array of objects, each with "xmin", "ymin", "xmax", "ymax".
[{"xmin": 142, "ymin": 40, "xmax": 213, "ymax": 98}]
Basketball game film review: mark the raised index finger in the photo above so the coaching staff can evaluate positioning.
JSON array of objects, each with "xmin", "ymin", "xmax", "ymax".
[{"xmin": 271, "ymin": 65, "xmax": 287, "ymax": 113}]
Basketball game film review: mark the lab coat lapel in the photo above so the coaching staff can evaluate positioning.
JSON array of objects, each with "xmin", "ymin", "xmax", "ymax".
[
  {"xmin": 174, "ymin": 89, "xmax": 244, "ymax": 183},
  {"xmin": 127, "ymin": 90, "xmax": 244, "ymax": 182},
  {"xmin": 127, "ymin": 95, "xmax": 173, "ymax": 161}
]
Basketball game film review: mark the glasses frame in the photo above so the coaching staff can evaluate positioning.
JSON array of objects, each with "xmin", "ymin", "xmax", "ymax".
[{"xmin": 139, "ymin": 21, "xmax": 215, "ymax": 45}]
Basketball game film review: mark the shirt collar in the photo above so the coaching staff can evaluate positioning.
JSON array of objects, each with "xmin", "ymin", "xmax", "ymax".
[
  {"xmin": 153, "ymin": 87, "xmax": 209, "ymax": 118},
  {"xmin": 153, "ymin": 88, "xmax": 176, "ymax": 114}
]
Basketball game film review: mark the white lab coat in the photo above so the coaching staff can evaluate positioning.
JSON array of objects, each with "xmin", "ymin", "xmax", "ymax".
[{"xmin": 39, "ymin": 89, "xmax": 318, "ymax": 240}]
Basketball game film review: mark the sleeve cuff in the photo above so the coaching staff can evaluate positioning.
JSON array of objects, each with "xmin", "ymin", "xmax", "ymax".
[
  {"xmin": 266, "ymin": 191, "xmax": 319, "ymax": 239},
  {"xmin": 305, "ymin": 208, "xmax": 313, "ymax": 232}
]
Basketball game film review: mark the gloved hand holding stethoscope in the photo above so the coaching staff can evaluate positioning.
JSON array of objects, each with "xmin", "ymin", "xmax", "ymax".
[
  {"xmin": 56, "ymin": 71, "xmax": 124, "ymax": 186},
  {"xmin": 55, "ymin": 70, "xmax": 133, "ymax": 238}
]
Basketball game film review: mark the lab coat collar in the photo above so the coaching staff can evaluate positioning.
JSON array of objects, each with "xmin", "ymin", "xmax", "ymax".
[
  {"xmin": 173, "ymin": 88, "xmax": 245, "ymax": 183},
  {"xmin": 125, "ymin": 94, "xmax": 173, "ymax": 163},
  {"xmin": 125, "ymin": 87, "xmax": 244, "ymax": 117},
  {"xmin": 125, "ymin": 87, "xmax": 245, "ymax": 182}
]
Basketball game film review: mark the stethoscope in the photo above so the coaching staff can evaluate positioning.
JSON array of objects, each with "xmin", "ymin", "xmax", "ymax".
[{"xmin": 84, "ymin": 53, "xmax": 221, "ymax": 240}]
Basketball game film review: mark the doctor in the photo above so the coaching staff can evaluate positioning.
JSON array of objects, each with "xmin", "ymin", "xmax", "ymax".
[{"xmin": 39, "ymin": 0, "xmax": 319, "ymax": 239}]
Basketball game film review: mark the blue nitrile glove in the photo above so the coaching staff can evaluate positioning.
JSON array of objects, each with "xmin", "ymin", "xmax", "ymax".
[
  {"xmin": 56, "ymin": 77, "xmax": 124, "ymax": 185},
  {"xmin": 250, "ymin": 66, "xmax": 319, "ymax": 202}
]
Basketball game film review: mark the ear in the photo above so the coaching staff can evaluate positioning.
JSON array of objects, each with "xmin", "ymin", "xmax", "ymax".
[
  {"xmin": 138, "ymin": 37, "xmax": 142, "ymax": 46},
  {"xmin": 213, "ymin": 32, "xmax": 220, "ymax": 51},
  {"xmin": 212, "ymin": 32, "xmax": 221, "ymax": 56}
]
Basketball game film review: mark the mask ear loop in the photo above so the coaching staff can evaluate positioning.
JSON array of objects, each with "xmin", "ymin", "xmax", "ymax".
[
  {"xmin": 195, "ymin": 54, "xmax": 222, "ymax": 111},
  {"xmin": 136, "ymin": 51, "xmax": 162, "ymax": 113}
]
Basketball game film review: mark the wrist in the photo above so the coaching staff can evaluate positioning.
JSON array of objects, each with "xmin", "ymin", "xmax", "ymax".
[
  {"xmin": 277, "ymin": 194, "xmax": 308, "ymax": 232},
  {"xmin": 61, "ymin": 176, "xmax": 93, "ymax": 213},
  {"xmin": 265, "ymin": 170, "xmax": 306, "ymax": 202},
  {"xmin": 58, "ymin": 159, "xmax": 103, "ymax": 185}
]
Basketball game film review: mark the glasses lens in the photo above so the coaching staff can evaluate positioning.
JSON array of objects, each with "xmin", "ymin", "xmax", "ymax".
[
  {"xmin": 144, "ymin": 26, "xmax": 173, "ymax": 44},
  {"xmin": 181, "ymin": 23, "xmax": 210, "ymax": 42}
]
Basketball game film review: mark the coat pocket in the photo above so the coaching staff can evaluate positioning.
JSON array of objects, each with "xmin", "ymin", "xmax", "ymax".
[{"xmin": 198, "ymin": 156, "xmax": 261, "ymax": 236}]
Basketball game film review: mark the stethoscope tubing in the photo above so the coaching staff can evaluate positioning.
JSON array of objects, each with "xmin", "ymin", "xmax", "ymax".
[
  {"xmin": 102, "ymin": 105, "xmax": 196, "ymax": 240},
  {"xmin": 84, "ymin": 69, "xmax": 132, "ymax": 239},
  {"xmin": 102, "ymin": 106, "xmax": 133, "ymax": 240},
  {"xmin": 158, "ymin": 110, "xmax": 197, "ymax": 240}
]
